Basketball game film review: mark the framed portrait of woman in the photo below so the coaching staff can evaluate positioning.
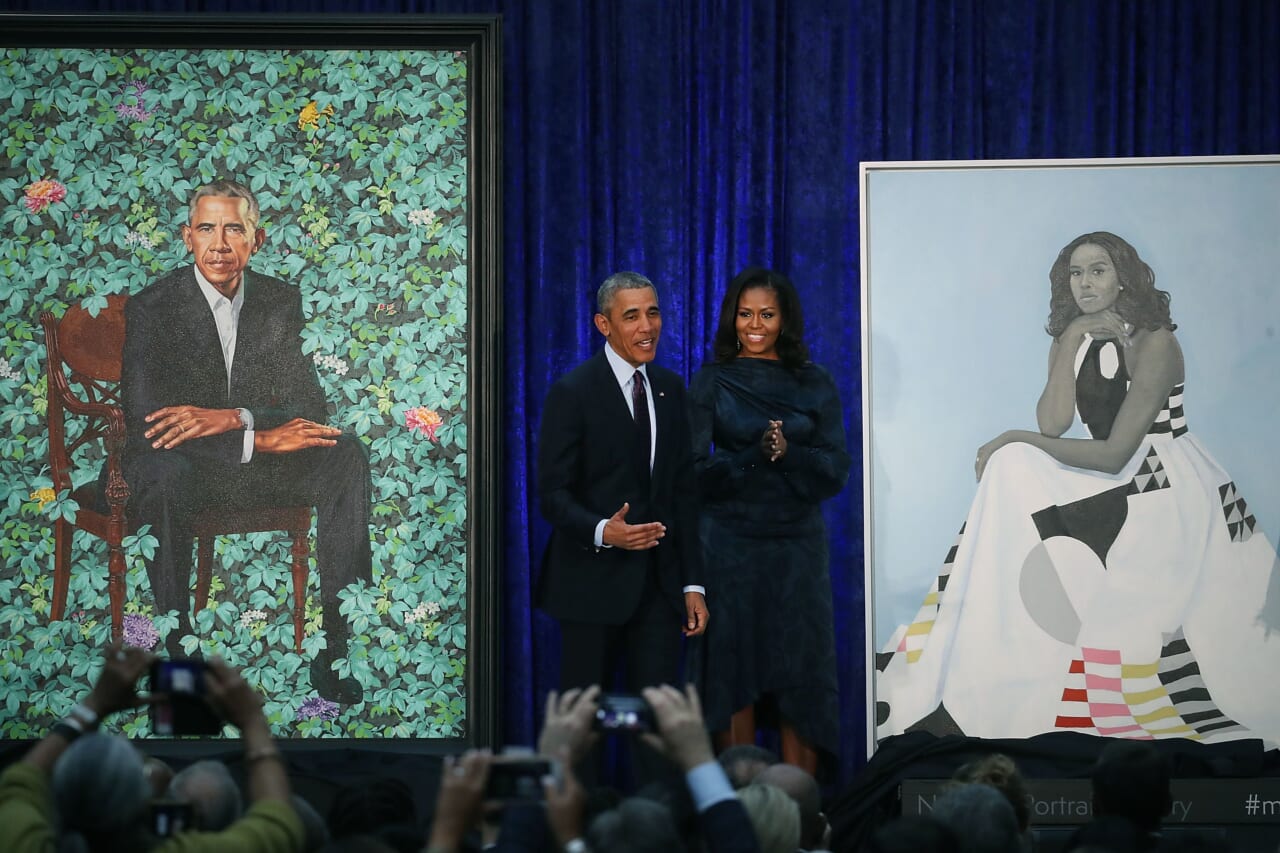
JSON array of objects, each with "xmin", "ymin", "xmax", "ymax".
[{"xmin": 861, "ymin": 155, "xmax": 1280, "ymax": 754}]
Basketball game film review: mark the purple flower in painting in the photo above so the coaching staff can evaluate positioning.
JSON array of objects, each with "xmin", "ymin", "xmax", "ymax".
[
  {"xmin": 114, "ymin": 103, "xmax": 153, "ymax": 121},
  {"xmin": 296, "ymin": 697, "xmax": 340, "ymax": 721},
  {"xmin": 122, "ymin": 613, "xmax": 159, "ymax": 650}
]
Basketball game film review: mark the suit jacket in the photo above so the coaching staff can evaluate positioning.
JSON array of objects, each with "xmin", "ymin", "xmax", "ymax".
[
  {"xmin": 536, "ymin": 348, "xmax": 701, "ymax": 625},
  {"xmin": 120, "ymin": 265, "xmax": 329, "ymax": 469}
]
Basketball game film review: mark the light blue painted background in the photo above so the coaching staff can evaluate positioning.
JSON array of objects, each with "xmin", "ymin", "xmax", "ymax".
[{"xmin": 865, "ymin": 159, "xmax": 1280, "ymax": 647}]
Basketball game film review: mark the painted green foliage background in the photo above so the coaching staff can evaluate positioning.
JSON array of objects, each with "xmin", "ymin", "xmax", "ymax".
[{"xmin": 0, "ymin": 47, "xmax": 470, "ymax": 739}]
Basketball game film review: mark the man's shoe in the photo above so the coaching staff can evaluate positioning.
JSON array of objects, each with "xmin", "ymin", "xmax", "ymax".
[{"xmin": 309, "ymin": 657, "xmax": 363, "ymax": 705}]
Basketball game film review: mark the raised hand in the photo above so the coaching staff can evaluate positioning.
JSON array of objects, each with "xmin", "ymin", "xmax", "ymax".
[
  {"xmin": 538, "ymin": 685, "xmax": 600, "ymax": 764},
  {"xmin": 601, "ymin": 501, "xmax": 666, "ymax": 550},
  {"xmin": 639, "ymin": 683, "xmax": 715, "ymax": 771},
  {"xmin": 83, "ymin": 642, "xmax": 156, "ymax": 718}
]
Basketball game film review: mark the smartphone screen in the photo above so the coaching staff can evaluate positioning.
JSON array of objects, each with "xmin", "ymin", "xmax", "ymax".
[
  {"xmin": 150, "ymin": 659, "xmax": 221, "ymax": 736},
  {"xmin": 593, "ymin": 693, "xmax": 655, "ymax": 732}
]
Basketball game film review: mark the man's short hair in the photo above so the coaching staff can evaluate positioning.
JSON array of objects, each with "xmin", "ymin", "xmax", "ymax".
[
  {"xmin": 716, "ymin": 743, "xmax": 778, "ymax": 789},
  {"xmin": 930, "ymin": 782, "xmax": 1022, "ymax": 853},
  {"xmin": 596, "ymin": 271, "xmax": 656, "ymax": 315},
  {"xmin": 586, "ymin": 797, "xmax": 685, "ymax": 853},
  {"xmin": 52, "ymin": 733, "xmax": 150, "ymax": 840},
  {"xmin": 1091, "ymin": 740, "xmax": 1172, "ymax": 832},
  {"xmin": 189, "ymin": 179, "xmax": 261, "ymax": 233},
  {"xmin": 738, "ymin": 782, "xmax": 801, "ymax": 853},
  {"xmin": 864, "ymin": 815, "xmax": 960, "ymax": 853},
  {"xmin": 754, "ymin": 762, "xmax": 826, "ymax": 849},
  {"xmin": 167, "ymin": 759, "xmax": 244, "ymax": 831}
]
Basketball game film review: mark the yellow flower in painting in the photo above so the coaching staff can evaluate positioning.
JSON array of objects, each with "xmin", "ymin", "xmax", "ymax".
[
  {"xmin": 30, "ymin": 488, "xmax": 56, "ymax": 510},
  {"xmin": 298, "ymin": 100, "xmax": 335, "ymax": 131}
]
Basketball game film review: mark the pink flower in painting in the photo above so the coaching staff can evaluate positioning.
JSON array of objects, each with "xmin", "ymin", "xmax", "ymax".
[
  {"xmin": 23, "ymin": 180, "xmax": 67, "ymax": 214},
  {"xmin": 405, "ymin": 406, "xmax": 443, "ymax": 441}
]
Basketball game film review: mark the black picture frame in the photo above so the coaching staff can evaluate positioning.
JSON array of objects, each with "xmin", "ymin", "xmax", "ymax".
[{"xmin": 0, "ymin": 13, "xmax": 503, "ymax": 753}]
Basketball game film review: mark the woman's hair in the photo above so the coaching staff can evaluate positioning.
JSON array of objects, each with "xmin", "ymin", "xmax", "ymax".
[
  {"xmin": 952, "ymin": 753, "xmax": 1031, "ymax": 832},
  {"xmin": 737, "ymin": 782, "xmax": 801, "ymax": 853},
  {"xmin": 1045, "ymin": 231, "xmax": 1176, "ymax": 337},
  {"xmin": 712, "ymin": 266, "xmax": 810, "ymax": 368},
  {"xmin": 52, "ymin": 733, "xmax": 151, "ymax": 852}
]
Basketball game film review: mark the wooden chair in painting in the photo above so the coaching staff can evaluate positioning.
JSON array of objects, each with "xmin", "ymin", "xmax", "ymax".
[{"xmin": 41, "ymin": 295, "xmax": 313, "ymax": 651}]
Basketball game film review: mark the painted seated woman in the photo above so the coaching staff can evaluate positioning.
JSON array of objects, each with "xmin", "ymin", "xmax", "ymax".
[{"xmin": 876, "ymin": 231, "xmax": 1280, "ymax": 743}]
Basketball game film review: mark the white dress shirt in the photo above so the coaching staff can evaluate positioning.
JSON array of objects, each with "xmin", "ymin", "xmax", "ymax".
[{"xmin": 193, "ymin": 268, "xmax": 255, "ymax": 463}]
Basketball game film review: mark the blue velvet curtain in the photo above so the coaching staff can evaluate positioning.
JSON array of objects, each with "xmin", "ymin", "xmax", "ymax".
[{"xmin": 12, "ymin": 0, "xmax": 1280, "ymax": 780}]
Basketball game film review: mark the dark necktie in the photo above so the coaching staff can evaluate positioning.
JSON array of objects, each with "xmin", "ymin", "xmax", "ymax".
[{"xmin": 632, "ymin": 370, "xmax": 651, "ymax": 482}]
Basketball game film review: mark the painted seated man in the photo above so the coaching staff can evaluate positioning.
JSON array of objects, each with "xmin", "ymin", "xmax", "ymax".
[{"xmin": 120, "ymin": 178, "xmax": 371, "ymax": 704}]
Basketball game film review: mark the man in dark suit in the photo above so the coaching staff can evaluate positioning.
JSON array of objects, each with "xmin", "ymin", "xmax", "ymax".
[
  {"xmin": 121, "ymin": 179, "xmax": 370, "ymax": 703},
  {"xmin": 536, "ymin": 271, "xmax": 709, "ymax": 725}
]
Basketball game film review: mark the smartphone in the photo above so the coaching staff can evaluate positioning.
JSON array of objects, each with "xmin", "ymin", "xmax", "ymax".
[
  {"xmin": 593, "ymin": 693, "xmax": 655, "ymax": 733},
  {"xmin": 149, "ymin": 659, "xmax": 221, "ymax": 736},
  {"xmin": 149, "ymin": 800, "xmax": 196, "ymax": 837},
  {"xmin": 484, "ymin": 756, "xmax": 559, "ymax": 801}
]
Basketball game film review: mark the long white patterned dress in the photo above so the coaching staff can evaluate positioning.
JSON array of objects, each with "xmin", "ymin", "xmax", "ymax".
[{"xmin": 875, "ymin": 335, "xmax": 1280, "ymax": 744}]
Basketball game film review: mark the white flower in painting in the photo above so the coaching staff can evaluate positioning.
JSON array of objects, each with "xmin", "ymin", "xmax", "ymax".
[
  {"xmin": 312, "ymin": 353, "xmax": 349, "ymax": 376},
  {"xmin": 407, "ymin": 207, "xmax": 437, "ymax": 227},
  {"xmin": 240, "ymin": 608, "xmax": 267, "ymax": 627},
  {"xmin": 124, "ymin": 230, "xmax": 156, "ymax": 250},
  {"xmin": 404, "ymin": 596, "xmax": 430, "ymax": 625}
]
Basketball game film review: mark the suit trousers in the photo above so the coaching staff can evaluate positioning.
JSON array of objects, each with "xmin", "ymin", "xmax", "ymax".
[
  {"xmin": 124, "ymin": 435, "xmax": 372, "ymax": 646},
  {"xmin": 557, "ymin": 559, "xmax": 683, "ymax": 789}
]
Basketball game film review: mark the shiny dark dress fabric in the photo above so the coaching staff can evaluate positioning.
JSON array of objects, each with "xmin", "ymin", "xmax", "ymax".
[{"xmin": 688, "ymin": 358, "xmax": 851, "ymax": 756}]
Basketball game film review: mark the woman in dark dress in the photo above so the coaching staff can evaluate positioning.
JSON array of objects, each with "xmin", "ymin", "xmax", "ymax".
[{"xmin": 688, "ymin": 267, "xmax": 851, "ymax": 773}]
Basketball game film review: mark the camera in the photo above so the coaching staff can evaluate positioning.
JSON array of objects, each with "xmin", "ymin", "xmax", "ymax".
[
  {"xmin": 149, "ymin": 658, "xmax": 221, "ymax": 736},
  {"xmin": 484, "ymin": 756, "xmax": 560, "ymax": 801},
  {"xmin": 593, "ymin": 693, "xmax": 655, "ymax": 733}
]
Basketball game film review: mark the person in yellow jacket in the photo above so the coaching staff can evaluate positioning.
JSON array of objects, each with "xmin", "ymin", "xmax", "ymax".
[{"xmin": 0, "ymin": 644, "xmax": 303, "ymax": 853}]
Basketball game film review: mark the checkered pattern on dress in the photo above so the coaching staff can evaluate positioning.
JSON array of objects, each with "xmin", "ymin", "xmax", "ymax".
[
  {"xmin": 1053, "ymin": 629, "xmax": 1247, "ymax": 740},
  {"xmin": 880, "ymin": 524, "xmax": 965, "ymax": 667},
  {"xmin": 1146, "ymin": 384, "xmax": 1187, "ymax": 437}
]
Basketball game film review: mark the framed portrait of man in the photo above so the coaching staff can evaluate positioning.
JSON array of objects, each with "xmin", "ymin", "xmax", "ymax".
[{"xmin": 0, "ymin": 14, "xmax": 502, "ymax": 746}]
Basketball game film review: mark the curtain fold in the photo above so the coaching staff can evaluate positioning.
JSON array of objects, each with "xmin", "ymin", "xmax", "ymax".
[{"xmin": 8, "ymin": 0, "xmax": 1280, "ymax": 780}]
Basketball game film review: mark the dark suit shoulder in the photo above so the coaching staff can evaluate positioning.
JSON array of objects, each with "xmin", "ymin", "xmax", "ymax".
[
  {"xmin": 646, "ymin": 364, "xmax": 688, "ymax": 402},
  {"xmin": 129, "ymin": 266, "xmax": 298, "ymax": 314},
  {"xmin": 550, "ymin": 349, "xmax": 611, "ymax": 393},
  {"xmin": 645, "ymin": 362, "xmax": 684, "ymax": 387},
  {"xmin": 129, "ymin": 266, "xmax": 196, "ymax": 311},
  {"xmin": 242, "ymin": 269, "xmax": 300, "ymax": 298}
]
